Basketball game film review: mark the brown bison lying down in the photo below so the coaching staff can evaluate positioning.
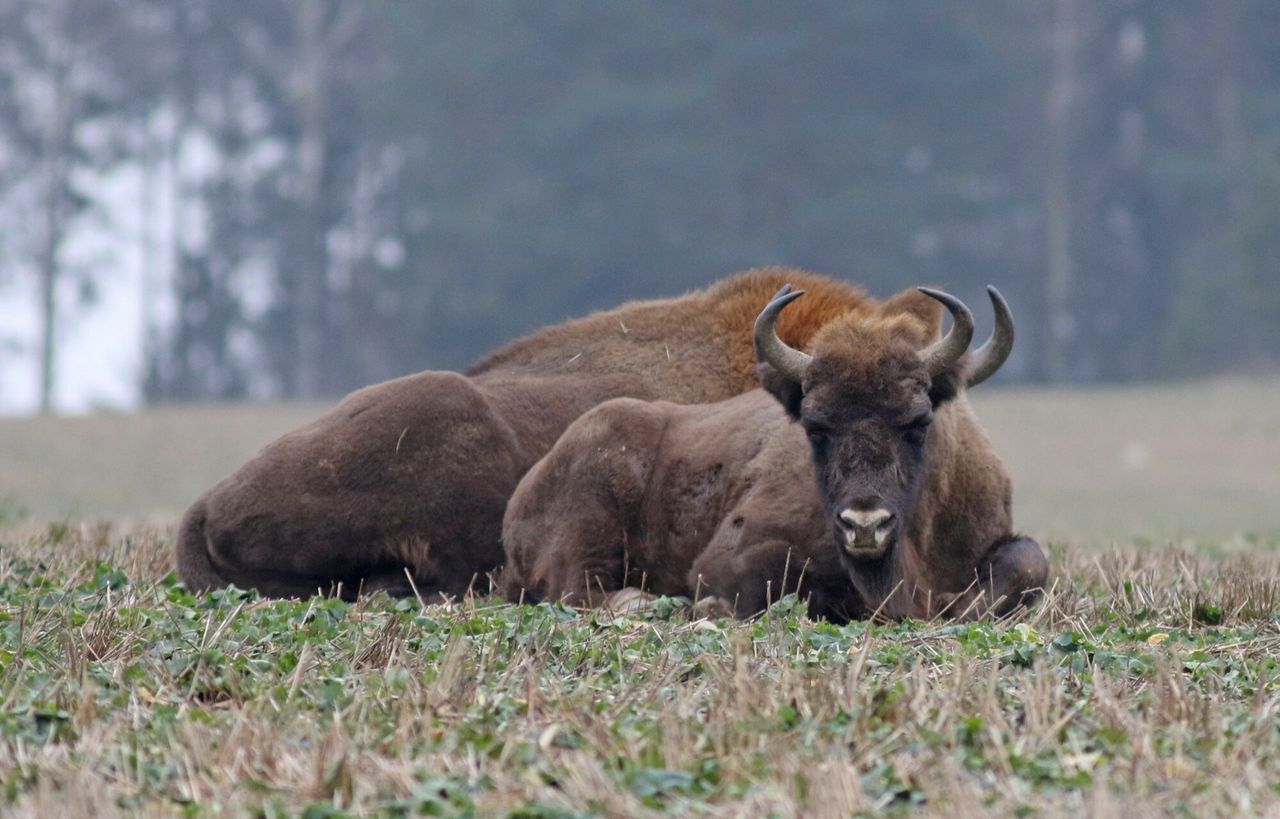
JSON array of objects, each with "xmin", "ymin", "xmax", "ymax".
[
  {"xmin": 177, "ymin": 268, "xmax": 886, "ymax": 599},
  {"xmin": 502, "ymin": 285, "xmax": 1048, "ymax": 621}
]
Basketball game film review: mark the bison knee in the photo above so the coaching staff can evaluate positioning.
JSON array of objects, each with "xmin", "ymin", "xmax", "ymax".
[{"xmin": 981, "ymin": 535, "xmax": 1049, "ymax": 615}]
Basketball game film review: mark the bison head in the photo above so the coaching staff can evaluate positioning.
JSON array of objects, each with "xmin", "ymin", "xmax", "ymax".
[{"xmin": 753, "ymin": 283, "xmax": 1012, "ymax": 560}]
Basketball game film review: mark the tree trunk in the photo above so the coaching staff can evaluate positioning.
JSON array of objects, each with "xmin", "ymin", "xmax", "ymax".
[
  {"xmin": 36, "ymin": 2, "xmax": 72, "ymax": 414},
  {"xmin": 37, "ymin": 188, "xmax": 60, "ymax": 414},
  {"xmin": 1209, "ymin": 1, "xmax": 1242, "ymax": 177},
  {"xmin": 291, "ymin": 0, "xmax": 331, "ymax": 399},
  {"xmin": 1042, "ymin": 0, "xmax": 1079, "ymax": 383}
]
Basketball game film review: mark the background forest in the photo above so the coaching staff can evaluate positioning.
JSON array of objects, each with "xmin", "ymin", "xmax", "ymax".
[{"xmin": 1, "ymin": 0, "xmax": 1278, "ymax": 413}]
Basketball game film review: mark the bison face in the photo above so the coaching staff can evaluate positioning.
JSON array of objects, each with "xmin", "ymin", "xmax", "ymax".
[
  {"xmin": 753, "ymin": 283, "xmax": 1012, "ymax": 561},
  {"xmin": 796, "ymin": 356, "xmax": 936, "ymax": 559}
]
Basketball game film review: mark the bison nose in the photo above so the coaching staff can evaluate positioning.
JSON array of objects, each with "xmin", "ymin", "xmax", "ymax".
[{"xmin": 837, "ymin": 508, "xmax": 896, "ymax": 554}]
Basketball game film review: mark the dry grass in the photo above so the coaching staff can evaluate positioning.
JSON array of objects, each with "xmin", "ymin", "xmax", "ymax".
[{"xmin": 0, "ymin": 524, "xmax": 1276, "ymax": 817}]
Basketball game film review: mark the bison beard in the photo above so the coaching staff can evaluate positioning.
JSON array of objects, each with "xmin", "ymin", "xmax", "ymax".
[
  {"xmin": 501, "ymin": 284, "xmax": 1048, "ymax": 621},
  {"xmin": 176, "ymin": 267, "xmax": 875, "ymax": 600}
]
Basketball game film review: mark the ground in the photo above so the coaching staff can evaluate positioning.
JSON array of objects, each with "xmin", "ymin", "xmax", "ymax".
[{"xmin": 0, "ymin": 378, "xmax": 1277, "ymax": 816}]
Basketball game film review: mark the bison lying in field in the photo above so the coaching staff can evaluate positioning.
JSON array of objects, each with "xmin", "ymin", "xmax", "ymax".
[
  {"xmin": 177, "ymin": 268, "xmax": 882, "ymax": 599},
  {"xmin": 502, "ymin": 285, "xmax": 1048, "ymax": 621}
]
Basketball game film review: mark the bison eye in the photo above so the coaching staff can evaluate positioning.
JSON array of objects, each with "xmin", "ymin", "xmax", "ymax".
[
  {"xmin": 902, "ymin": 412, "xmax": 933, "ymax": 445},
  {"xmin": 802, "ymin": 421, "xmax": 831, "ymax": 447}
]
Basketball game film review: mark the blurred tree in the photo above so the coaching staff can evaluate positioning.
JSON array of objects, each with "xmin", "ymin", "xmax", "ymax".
[
  {"xmin": 138, "ymin": 0, "xmax": 255, "ymax": 402},
  {"xmin": 1154, "ymin": 0, "xmax": 1279, "ymax": 375},
  {"xmin": 0, "ymin": 0, "xmax": 135, "ymax": 412},
  {"xmin": 138, "ymin": 0, "xmax": 397, "ymax": 402},
  {"xmin": 232, "ymin": 2, "xmax": 393, "ymax": 398}
]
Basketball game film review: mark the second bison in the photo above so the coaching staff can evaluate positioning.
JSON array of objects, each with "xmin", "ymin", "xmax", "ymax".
[{"xmin": 501, "ymin": 284, "xmax": 1048, "ymax": 621}]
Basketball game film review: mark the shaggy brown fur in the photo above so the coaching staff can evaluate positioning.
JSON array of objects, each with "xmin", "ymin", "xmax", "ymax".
[
  {"xmin": 502, "ymin": 289, "xmax": 1048, "ymax": 621},
  {"xmin": 176, "ymin": 268, "xmax": 870, "ymax": 599}
]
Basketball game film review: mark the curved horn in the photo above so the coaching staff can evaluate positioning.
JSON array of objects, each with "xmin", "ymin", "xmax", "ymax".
[
  {"xmin": 753, "ymin": 284, "xmax": 813, "ymax": 385},
  {"xmin": 966, "ymin": 285, "xmax": 1014, "ymax": 388},
  {"xmin": 916, "ymin": 287, "xmax": 975, "ymax": 378}
]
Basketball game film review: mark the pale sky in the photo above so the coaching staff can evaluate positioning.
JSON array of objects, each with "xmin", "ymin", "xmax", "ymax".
[
  {"xmin": 0, "ymin": 162, "xmax": 152, "ymax": 417},
  {"xmin": 0, "ymin": 268, "xmax": 143, "ymax": 416}
]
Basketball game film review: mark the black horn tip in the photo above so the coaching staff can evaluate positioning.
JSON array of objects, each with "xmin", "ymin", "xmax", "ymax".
[
  {"xmin": 754, "ymin": 284, "xmax": 815, "ymax": 383},
  {"xmin": 966, "ymin": 284, "xmax": 1015, "ymax": 388},
  {"xmin": 915, "ymin": 287, "xmax": 972, "ymax": 318},
  {"xmin": 914, "ymin": 286, "xmax": 975, "ymax": 377},
  {"xmin": 766, "ymin": 287, "xmax": 807, "ymax": 312},
  {"xmin": 983, "ymin": 285, "xmax": 1013, "ymax": 332}
]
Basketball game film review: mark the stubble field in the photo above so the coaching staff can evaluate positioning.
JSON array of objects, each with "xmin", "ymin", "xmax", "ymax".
[{"xmin": 0, "ymin": 378, "xmax": 1277, "ymax": 816}]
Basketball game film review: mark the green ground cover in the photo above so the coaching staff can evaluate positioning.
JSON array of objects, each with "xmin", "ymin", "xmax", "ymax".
[{"xmin": 0, "ymin": 529, "xmax": 1276, "ymax": 816}]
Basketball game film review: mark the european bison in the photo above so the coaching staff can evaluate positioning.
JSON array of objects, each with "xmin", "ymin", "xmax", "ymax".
[
  {"xmin": 177, "ymin": 268, "xmax": 879, "ymax": 599},
  {"xmin": 501, "ymin": 285, "xmax": 1048, "ymax": 621}
]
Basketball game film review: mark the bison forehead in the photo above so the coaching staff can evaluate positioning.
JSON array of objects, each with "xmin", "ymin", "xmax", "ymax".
[{"xmin": 801, "ymin": 352, "xmax": 930, "ymax": 417}]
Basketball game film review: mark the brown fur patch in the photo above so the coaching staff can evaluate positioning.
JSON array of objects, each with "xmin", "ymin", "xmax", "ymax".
[
  {"xmin": 808, "ymin": 288, "xmax": 943, "ymax": 359},
  {"xmin": 709, "ymin": 267, "xmax": 871, "ymax": 386}
]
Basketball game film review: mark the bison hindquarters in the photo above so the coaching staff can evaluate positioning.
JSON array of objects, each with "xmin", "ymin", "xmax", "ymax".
[{"xmin": 177, "ymin": 371, "xmax": 526, "ymax": 599}]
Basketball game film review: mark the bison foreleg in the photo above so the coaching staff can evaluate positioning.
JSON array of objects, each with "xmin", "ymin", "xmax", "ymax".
[
  {"xmin": 687, "ymin": 538, "xmax": 822, "ymax": 620},
  {"xmin": 937, "ymin": 535, "xmax": 1049, "ymax": 620}
]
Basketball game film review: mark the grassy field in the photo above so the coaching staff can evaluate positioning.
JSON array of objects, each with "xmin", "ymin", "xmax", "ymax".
[{"xmin": 0, "ymin": 378, "xmax": 1278, "ymax": 815}]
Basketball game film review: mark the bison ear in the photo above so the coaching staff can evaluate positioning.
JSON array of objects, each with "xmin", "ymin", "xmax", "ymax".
[
  {"xmin": 928, "ymin": 353, "xmax": 971, "ymax": 408},
  {"xmin": 756, "ymin": 362, "xmax": 804, "ymax": 419}
]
